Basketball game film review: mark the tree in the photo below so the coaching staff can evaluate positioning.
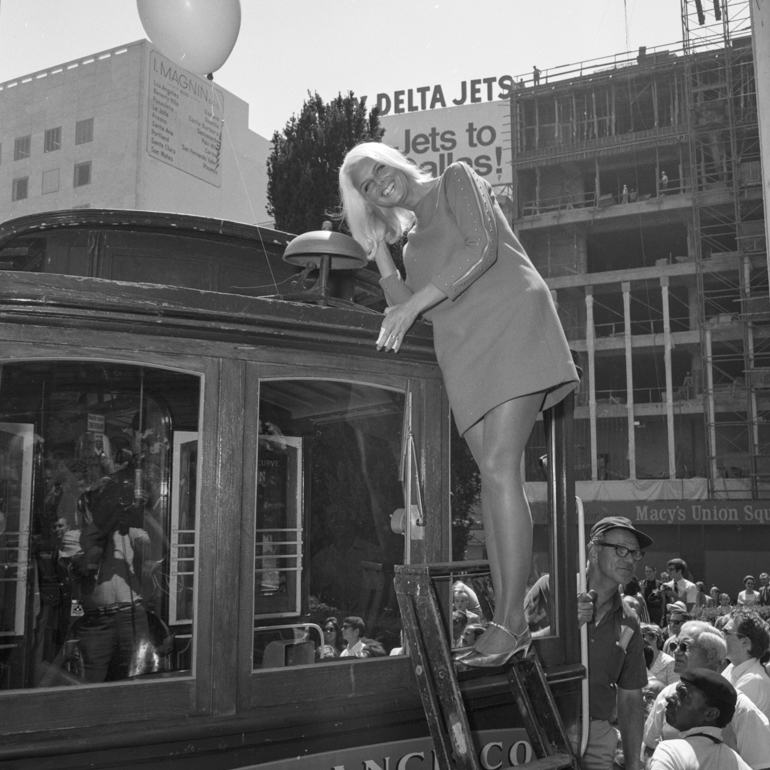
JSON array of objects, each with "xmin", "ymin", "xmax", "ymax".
[{"xmin": 267, "ymin": 91, "xmax": 384, "ymax": 235}]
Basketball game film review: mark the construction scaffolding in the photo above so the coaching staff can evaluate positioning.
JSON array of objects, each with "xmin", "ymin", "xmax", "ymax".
[{"xmin": 683, "ymin": 0, "xmax": 770, "ymax": 497}]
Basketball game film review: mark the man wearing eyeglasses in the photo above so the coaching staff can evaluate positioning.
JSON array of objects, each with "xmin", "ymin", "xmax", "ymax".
[
  {"xmin": 722, "ymin": 610, "xmax": 770, "ymax": 720},
  {"xmin": 643, "ymin": 621, "xmax": 770, "ymax": 769},
  {"xmin": 576, "ymin": 516, "xmax": 653, "ymax": 770}
]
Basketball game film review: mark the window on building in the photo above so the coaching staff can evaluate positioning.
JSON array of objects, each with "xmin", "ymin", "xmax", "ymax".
[
  {"xmin": 42, "ymin": 169, "xmax": 60, "ymax": 195},
  {"xmin": 14, "ymin": 136, "xmax": 31, "ymax": 161},
  {"xmin": 73, "ymin": 161, "xmax": 91, "ymax": 188},
  {"xmin": 12, "ymin": 177, "xmax": 28, "ymax": 201},
  {"xmin": 75, "ymin": 118, "xmax": 94, "ymax": 145},
  {"xmin": 44, "ymin": 127, "xmax": 62, "ymax": 153}
]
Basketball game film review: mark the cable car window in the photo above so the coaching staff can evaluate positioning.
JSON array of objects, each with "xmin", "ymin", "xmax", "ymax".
[
  {"xmin": 0, "ymin": 361, "xmax": 200, "ymax": 690},
  {"xmin": 254, "ymin": 380, "xmax": 406, "ymax": 668}
]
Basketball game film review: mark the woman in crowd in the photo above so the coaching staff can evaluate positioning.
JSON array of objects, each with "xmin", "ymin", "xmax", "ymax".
[
  {"xmin": 641, "ymin": 623, "xmax": 677, "ymax": 685},
  {"xmin": 737, "ymin": 575, "xmax": 759, "ymax": 606},
  {"xmin": 339, "ymin": 143, "xmax": 579, "ymax": 666},
  {"xmin": 321, "ymin": 616, "xmax": 343, "ymax": 657}
]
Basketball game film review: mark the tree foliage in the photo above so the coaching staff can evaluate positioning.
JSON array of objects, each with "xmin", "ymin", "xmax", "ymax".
[{"xmin": 267, "ymin": 91, "xmax": 384, "ymax": 235}]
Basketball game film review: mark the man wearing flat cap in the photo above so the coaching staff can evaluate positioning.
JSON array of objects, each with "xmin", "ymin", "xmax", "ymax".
[
  {"xmin": 649, "ymin": 668, "xmax": 751, "ymax": 769},
  {"xmin": 576, "ymin": 516, "xmax": 653, "ymax": 770}
]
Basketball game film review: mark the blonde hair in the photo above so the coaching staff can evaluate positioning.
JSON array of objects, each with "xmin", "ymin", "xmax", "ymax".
[{"xmin": 338, "ymin": 142, "xmax": 433, "ymax": 259}]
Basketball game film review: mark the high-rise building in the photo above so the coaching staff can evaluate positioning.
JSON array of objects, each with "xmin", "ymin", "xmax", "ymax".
[
  {"xmin": 510, "ymin": 0, "xmax": 768, "ymax": 584},
  {"xmin": 0, "ymin": 40, "xmax": 271, "ymax": 226}
]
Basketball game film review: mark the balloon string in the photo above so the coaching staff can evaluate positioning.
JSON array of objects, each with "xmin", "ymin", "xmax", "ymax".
[{"xmin": 210, "ymin": 82, "xmax": 280, "ymax": 293}]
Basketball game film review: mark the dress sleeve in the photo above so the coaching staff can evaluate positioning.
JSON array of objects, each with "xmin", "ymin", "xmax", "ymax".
[
  {"xmin": 379, "ymin": 272, "xmax": 414, "ymax": 306},
  {"xmin": 431, "ymin": 162, "xmax": 499, "ymax": 302}
]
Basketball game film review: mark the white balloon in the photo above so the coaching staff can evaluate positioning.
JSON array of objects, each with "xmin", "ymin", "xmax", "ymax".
[{"xmin": 137, "ymin": 0, "xmax": 241, "ymax": 76}]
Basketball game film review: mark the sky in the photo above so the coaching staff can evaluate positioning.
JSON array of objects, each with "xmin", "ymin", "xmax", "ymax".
[{"xmin": 0, "ymin": 0, "xmax": 686, "ymax": 140}]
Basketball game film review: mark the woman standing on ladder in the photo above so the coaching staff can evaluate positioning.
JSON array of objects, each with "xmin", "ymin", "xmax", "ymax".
[{"xmin": 339, "ymin": 143, "xmax": 578, "ymax": 666}]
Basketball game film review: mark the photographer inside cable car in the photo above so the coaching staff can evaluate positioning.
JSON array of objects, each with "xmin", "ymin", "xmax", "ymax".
[{"xmin": 67, "ymin": 432, "xmax": 163, "ymax": 683}]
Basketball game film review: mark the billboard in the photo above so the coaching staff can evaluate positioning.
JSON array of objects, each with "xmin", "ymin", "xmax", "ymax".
[{"xmin": 380, "ymin": 100, "xmax": 511, "ymax": 187}]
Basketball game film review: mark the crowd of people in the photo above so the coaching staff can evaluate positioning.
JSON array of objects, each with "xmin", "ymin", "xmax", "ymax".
[
  {"xmin": 634, "ymin": 562, "xmax": 770, "ymax": 627},
  {"xmin": 521, "ymin": 517, "xmax": 770, "ymax": 769},
  {"xmin": 315, "ymin": 615, "xmax": 389, "ymax": 659}
]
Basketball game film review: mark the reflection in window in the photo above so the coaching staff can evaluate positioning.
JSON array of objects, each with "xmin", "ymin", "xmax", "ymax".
[
  {"xmin": 254, "ymin": 381, "xmax": 405, "ymax": 668},
  {"xmin": 255, "ymin": 435, "xmax": 302, "ymax": 618},
  {"xmin": 0, "ymin": 361, "xmax": 200, "ymax": 689}
]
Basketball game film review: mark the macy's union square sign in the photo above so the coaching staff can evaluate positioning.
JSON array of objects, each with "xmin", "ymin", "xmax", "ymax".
[{"xmin": 529, "ymin": 500, "xmax": 770, "ymax": 526}]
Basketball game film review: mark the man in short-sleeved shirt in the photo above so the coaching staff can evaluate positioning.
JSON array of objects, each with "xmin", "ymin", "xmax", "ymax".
[
  {"xmin": 526, "ymin": 516, "xmax": 651, "ymax": 769},
  {"xmin": 578, "ymin": 517, "xmax": 651, "ymax": 770}
]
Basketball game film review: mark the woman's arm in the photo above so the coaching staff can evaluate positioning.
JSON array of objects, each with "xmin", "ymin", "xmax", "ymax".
[
  {"xmin": 430, "ymin": 162, "xmax": 499, "ymax": 302},
  {"xmin": 373, "ymin": 241, "xmax": 414, "ymax": 307},
  {"xmin": 372, "ymin": 241, "xmax": 398, "ymax": 280}
]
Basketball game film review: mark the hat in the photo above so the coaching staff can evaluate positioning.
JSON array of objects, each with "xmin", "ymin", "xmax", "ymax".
[
  {"xmin": 589, "ymin": 516, "xmax": 653, "ymax": 550},
  {"xmin": 666, "ymin": 600, "xmax": 689, "ymax": 615},
  {"xmin": 680, "ymin": 668, "xmax": 737, "ymax": 722}
]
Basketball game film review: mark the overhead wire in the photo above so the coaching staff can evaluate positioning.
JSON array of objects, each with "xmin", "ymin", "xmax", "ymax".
[{"xmin": 209, "ymin": 81, "xmax": 281, "ymax": 294}]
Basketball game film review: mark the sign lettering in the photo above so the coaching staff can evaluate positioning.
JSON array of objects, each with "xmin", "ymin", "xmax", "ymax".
[
  {"xmin": 368, "ymin": 76, "xmax": 517, "ymax": 115},
  {"xmin": 147, "ymin": 51, "xmax": 223, "ymax": 186}
]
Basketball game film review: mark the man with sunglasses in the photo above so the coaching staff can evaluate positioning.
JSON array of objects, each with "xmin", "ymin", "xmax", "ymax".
[
  {"xmin": 722, "ymin": 610, "xmax": 770, "ymax": 720},
  {"xmin": 662, "ymin": 602, "xmax": 691, "ymax": 656},
  {"xmin": 643, "ymin": 621, "xmax": 770, "ymax": 769},
  {"xmin": 575, "ymin": 516, "xmax": 653, "ymax": 770}
]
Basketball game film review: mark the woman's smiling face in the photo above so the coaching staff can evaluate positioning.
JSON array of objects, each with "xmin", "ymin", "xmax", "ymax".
[{"xmin": 350, "ymin": 158, "xmax": 409, "ymax": 208}]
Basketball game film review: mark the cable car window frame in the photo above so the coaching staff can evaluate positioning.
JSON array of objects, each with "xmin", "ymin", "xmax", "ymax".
[
  {"xmin": 237, "ymin": 364, "xmax": 439, "ymax": 710},
  {"xmin": 0, "ymin": 346, "xmax": 210, "ymax": 736}
]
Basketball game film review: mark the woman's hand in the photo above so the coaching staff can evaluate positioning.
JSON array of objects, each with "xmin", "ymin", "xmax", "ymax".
[
  {"xmin": 376, "ymin": 283, "xmax": 446, "ymax": 353},
  {"xmin": 377, "ymin": 301, "xmax": 420, "ymax": 353}
]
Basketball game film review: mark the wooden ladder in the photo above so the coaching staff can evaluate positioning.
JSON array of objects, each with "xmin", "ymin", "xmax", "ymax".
[{"xmin": 394, "ymin": 562, "xmax": 579, "ymax": 770}]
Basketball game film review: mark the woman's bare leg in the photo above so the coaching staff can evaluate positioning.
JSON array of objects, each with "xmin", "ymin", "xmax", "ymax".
[{"xmin": 463, "ymin": 393, "xmax": 542, "ymax": 654}]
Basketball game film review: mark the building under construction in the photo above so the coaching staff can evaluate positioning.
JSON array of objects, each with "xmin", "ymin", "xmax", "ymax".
[{"xmin": 513, "ymin": 0, "xmax": 769, "ymax": 585}]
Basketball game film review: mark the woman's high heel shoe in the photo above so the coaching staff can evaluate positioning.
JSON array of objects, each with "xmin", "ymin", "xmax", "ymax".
[{"xmin": 456, "ymin": 623, "xmax": 531, "ymax": 668}]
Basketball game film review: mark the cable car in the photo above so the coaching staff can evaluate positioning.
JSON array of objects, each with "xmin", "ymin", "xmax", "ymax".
[{"xmin": 0, "ymin": 209, "xmax": 583, "ymax": 769}]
